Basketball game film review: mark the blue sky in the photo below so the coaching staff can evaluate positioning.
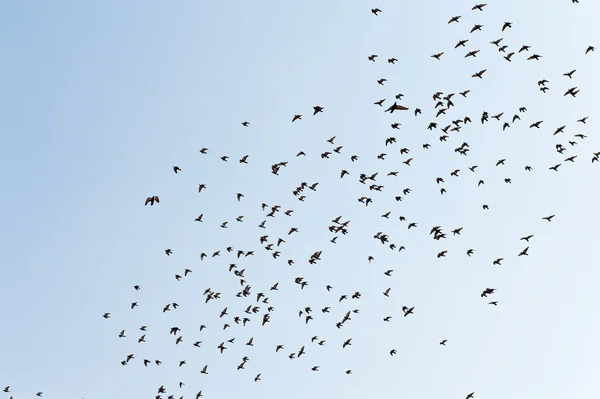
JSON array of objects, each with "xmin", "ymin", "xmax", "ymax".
[{"xmin": 1, "ymin": 0, "xmax": 600, "ymax": 398}]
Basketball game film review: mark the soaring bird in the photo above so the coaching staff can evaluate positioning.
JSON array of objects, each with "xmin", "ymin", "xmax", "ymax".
[
  {"xmin": 472, "ymin": 69, "xmax": 487, "ymax": 79},
  {"xmin": 144, "ymin": 196, "xmax": 160, "ymax": 206},
  {"xmin": 385, "ymin": 102, "xmax": 409, "ymax": 113}
]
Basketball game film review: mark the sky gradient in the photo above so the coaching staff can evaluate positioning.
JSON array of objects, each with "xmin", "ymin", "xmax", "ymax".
[{"xmin": 1, "ymin": 1, "xmax": 600, "ymax": 398}]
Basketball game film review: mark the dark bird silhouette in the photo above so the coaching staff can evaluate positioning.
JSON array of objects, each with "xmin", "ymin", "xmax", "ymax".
[
  {"xmin": 385, "ymin": 102, "xmax": 409, "ymax": 113},
  {"xmin": 472, "ymin": 69, "xmax": 486, "ymax": 79},
  {"xmin": 145, "ymin": 196, "xmax": 160, "ymax": 206}
]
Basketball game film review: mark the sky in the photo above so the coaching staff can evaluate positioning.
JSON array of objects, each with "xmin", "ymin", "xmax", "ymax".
[{"xmin": 1, "ymin": 0, "xmax": 600, "ymax": 398}]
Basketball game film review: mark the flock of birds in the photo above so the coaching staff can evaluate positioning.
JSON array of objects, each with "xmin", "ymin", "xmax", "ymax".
[{"xmin": 3, "ymin": 2, "xmax": 597, "ymax": 399}]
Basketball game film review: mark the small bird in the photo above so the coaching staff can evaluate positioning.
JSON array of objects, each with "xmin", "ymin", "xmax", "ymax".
[
  {"xmin": 385, "ymin": 102, "xmax": 409, "ymax": 113},
  {"xmin": 144, "ymin": 196, "xmax": 160, "ymax": 206},
  {"xmin": 470, "ymin": 24, "xmax": 483, "ymax": 33},
  {"xmin": 472, "ymin": 69, "xmax": 487, "ymax": 79}
]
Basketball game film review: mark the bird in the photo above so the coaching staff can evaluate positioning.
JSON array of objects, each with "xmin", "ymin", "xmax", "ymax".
[
  {"xmin": 144, "ymin": 196, "xmax": 160, "ymax": 206},
  {"xmin": 385, "ymin": 102, "xmax": 409, "ymax": 113},
  {"xmin": 470, "ymin": 24, "xmax": 483, "ymax": 33},
  {"xmin": 472, "ymin": 69, "xmax": 487, "ymax": 79}
]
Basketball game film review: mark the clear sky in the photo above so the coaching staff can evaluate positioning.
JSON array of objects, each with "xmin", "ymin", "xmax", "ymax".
[{"xmin": 1, "ymin": 0, "xmax": 600, "ymax": 398}]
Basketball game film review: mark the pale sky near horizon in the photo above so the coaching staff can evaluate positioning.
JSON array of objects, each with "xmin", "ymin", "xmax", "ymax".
[{"xmin": 1, "ymin": 1, "xmax": 600, "ymax": 398}]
